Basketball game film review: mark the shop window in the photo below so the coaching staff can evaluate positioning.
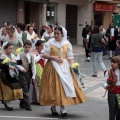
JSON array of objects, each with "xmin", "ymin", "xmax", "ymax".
[{"xmin": 46, "ymin": 3, "xmax": 57, "ymax": 25}]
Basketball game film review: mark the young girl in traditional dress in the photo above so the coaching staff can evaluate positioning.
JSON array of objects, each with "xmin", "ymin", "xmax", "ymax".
[
  {"xmin": 30, "ymin": 40, "xmax": 45, "ymax": 104},
  {"xmin": 40, "ymin": 26, "xmax": 86, "ymax": 117},
  {"xmin": 102, "ymin": 56, "xmax": 120, "ymax": 120},
  {"xmin": 0, "ymin": 42, "xmax": 23, "ymax": 111}
]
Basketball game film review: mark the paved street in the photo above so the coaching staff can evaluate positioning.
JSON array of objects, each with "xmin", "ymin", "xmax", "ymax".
[{"xmin": 0, "ymin": 45, "xmax": 111, "ymax": 120}]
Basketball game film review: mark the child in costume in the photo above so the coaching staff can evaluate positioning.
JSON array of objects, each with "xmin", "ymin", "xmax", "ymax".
[
  {"xmin": 16, "ymin": 40, "xmax": 36, "ymax": 111},
  {"xmin": 0, "ymin": 42, "xmax": 23, "ymax": 111},
  {"xmin": 30, "ymin": 40, "xmax": 45, "ymax": 104},
  {"xmin": 102, "ymin": 56, "xmax": 120, "ymax": 120}
]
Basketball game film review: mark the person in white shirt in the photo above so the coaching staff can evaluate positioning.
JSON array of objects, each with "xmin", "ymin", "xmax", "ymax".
[
  {"xmin": 102, "ymin": 56, "xmax": 120, "ymax": 120},
  {"xmin": 15, "ymin": 23, "xmax": 24, "ymax": 38},
  {"xmin": 0, "ymin": 21, "xmax": 9, "ymax": 37},
  {"xmin": 16, "ymin": 40, "xmax": 36, "ymax": 111},
  {"xmin": 39, "ymin": 26, "xmax": 86, "ymax": 117},
  {"xmin": 84, "ymin": 30, "xmax": 91, "ymax": 62},
  {"xmin": 1, "ymin": 25, "xmax": 23, "ymax": 55},
  {"xmin": 26, "ymin": 25, "xmax": 39, "ymax": 49},
  {"xmin": 106, "ymin": 22, "xmax": 118, "ymax": 58},
  {"xmin": 30, "ymin": 40, "xmax": 46, "ymax": 104},
  {"xmin": 41, "ymin": 25, "xmax": 54, "ymax": 42},
  {"xmin": 0, "ymin": 27, "xmax": 8, "ymax": 46},
  {"xmin": 99, "ymin": 25, "xmax": 106, "ymax": 36}
]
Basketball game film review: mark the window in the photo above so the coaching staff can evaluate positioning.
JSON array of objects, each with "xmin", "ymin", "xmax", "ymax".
[{"xmin": 46, "ymin": 3, "xmax": 57, "ymax": 25}]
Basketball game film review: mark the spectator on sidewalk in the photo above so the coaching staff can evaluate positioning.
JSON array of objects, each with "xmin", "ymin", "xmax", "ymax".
[
  {"xmin": 106, "ymin": 22, "xmax": 118, "ymax": 58},
  {"xmin": 82, "ymin": 24, "xmax": 90, "ymax": 47},
  {"xmin": 90, "ymin": 25, "xmax": 107, "ymax": 77},
  {"xmin": 83, "ymin": 30, "xmax": 91, "ymax": 62}
]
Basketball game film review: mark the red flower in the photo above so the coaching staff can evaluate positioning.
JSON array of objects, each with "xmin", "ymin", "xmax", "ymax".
[{"xmin": 107, "ymin": 78, "xmax": 116, "ymax": 86}]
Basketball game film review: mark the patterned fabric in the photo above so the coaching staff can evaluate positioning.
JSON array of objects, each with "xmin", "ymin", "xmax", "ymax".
[
  {"xmin": 38, "ymin": 58, "xmax": 44, "ymax": 68},
  {"xmin": 0, "ymin": 59, "xmax": 21, "ymax": 89},
  {"xmin": 0, "ymin": 69, "xmax": 21, "ymax": 90},
  {"xmin": 116, "ymin": 94, "xmax": 120, "ymax": 109},
  {"xmin": 40, "ymin": 45, "xmax": 86, "ymax": 106},
  {"xmin": 36, "ymin": 63, "xmax": 43, "ymax": 86},
  {"xmin": 108, "ymin": 69, "xmax": 117, "ymax": 81}
]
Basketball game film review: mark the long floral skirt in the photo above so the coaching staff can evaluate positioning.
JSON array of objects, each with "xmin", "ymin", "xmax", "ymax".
[{"xmin": 40, "ymin": 61, "xmax": 86, "ymax": 106}]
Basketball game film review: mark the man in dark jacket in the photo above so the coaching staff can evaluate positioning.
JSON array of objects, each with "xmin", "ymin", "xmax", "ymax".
[
  {"xmin": 106, "ymin": 22, "xmax": 118, "ymax": 58},
  {"xmin": 82, "ymin": 25, "xmax": 90, "ymax": 47}
]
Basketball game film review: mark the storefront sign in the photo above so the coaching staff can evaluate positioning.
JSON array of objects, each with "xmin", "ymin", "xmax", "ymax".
[{"xmin": 94, "ymin": 3, "xmax": 114, "ymax": 12}]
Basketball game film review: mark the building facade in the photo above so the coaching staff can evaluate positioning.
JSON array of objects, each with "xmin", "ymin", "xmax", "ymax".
[
  {"xmin": 1, "ymin": 0, "xmax": 120, "ymax": 45},
  {"xmin": 0, "ymin": 0, "xmax": 48, "ymax": 35},
  {"xmin": 47, "ymin": 0, "xmax": 92, "ymax": 45}
]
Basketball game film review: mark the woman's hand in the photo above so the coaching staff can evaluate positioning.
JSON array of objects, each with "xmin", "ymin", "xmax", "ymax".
[
  {"xmin": 54, "ymin": 56, "xmax": 63, "ymax": 63},
  {"xmin": 9, "ymin": 65, "xmax": 15, "ymax": 70},
  {"xmin": 10, "ymin": 60, "xmax": 17, "ymax": 63},
  {"xmin": 34, "ymin": 34, "xmax": 38, "ymax": 38},
  {"xmin": 31, "ymin": 50, "xmax": 39, "ymax": 55},
  {"xmin": 22, "ymin": 69, "xmax": 27, "ymax": 73}
]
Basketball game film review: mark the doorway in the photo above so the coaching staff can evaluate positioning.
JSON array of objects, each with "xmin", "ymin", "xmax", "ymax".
[
  {"xmin": 94, "ymin": 12, "xmax": 103, "ymax": 26},
  {"xmin": 24, "ymin": 1, "xmax": 40, "ymax": 33}
]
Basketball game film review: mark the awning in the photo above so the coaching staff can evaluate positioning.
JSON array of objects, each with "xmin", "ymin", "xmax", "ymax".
[{"xmin": 22, "ymin": 0, "xmax": 49, "ymax": 3}]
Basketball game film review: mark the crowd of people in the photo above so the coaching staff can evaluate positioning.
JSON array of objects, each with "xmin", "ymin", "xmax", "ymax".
[
  {"xmin": 0, "ymin": 20, "xmax": 120, "ymax": 119},
  {"xmin": 0, "ymin": 21, "xmax": 86, "ymax": 117},
  {"xmin": 82, "ymin": 23, "xmax": 120, "ymax": 120},
  {"xmin": 82, "ymin": 22, "xmax": 120, "ymax": 76}
]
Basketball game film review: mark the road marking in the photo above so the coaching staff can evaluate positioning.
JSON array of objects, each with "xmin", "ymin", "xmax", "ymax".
[{"xmin": 0, "ymin": 116, "xmax": 58, "ymax": 119}]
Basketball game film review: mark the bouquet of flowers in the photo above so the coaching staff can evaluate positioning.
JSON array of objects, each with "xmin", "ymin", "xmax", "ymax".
[
  {"xmin": 71, "ymin": 63, "xmax": 79, "ymax": 74},
  {"xmin": 107, "ymin": 77, "xmax": 116, "ymax": 86},
  {"xmin": 2, "ymin": 58, "xmax": 19, "ymax": 80},
  {"xmin": 2, "ymin": 58, "xmax": 9, "ymax": 64},
  {"xmin": 15, "ymin": 47, "xmax": 24, "ymax": 55},
  {"xmin": 103, "ymin": 77, "xmax": 116, "ymax": 98},
  {"xmin": 71, "ymin": 62, "xmax": 85, "ymax": 88}
]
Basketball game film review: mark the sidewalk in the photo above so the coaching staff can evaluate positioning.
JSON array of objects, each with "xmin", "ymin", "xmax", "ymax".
[
  {"xmin": 72, "ymin": 45, "xmax": 85, "ymax": 56},
  {"xmin": 72, "ymin": 45, "xmax": 109, "ymax": 101}
]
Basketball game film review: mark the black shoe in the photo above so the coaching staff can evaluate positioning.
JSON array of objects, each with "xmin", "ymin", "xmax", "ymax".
[
  {"xmin": 31, "ymin": 102, "xmax": 40, "ymax": 105},
  {"xmin": 86, "ymin": 60, "xmax": 90, "ymax": 62},
  {"xmin": 92, "ymin": 75, "xmax": 97, "ymax": 77},
  {"xmin": 60, "ymin": 111, "xmax": 68, "ymax": 117},
  {"xmin": 2, "ymin": 101, "xmax": 13, "ymax": 111},
  {"xmin": 50, "ymin": 107, "xmax": 58, "ymax": 116},
  {"xmin": 19, "ymin": 103, "xmax": 25, "ymax": 108},
  {"xmin": 26, "ymin": 106, "xmax": 32, "ymax": 111},
  {"xmin": 6, "ymin": 106, "xmax": 13, "ymax": 111}
]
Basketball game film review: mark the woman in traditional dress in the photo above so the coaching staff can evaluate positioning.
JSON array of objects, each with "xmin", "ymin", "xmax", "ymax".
[
  {"xmin": 0, "ymin": 27, "xmax": 8, "ymax": 46},
  {"xmin": 0, "ymin": 42, "xmax": 23, "ymax": 111},
  {"xmin": 40, "ymin": 26, "xmax": 86, "ymax": 117},
  {"xmin": 41, "ymin": 25, "xmax": 54, "ymax": 42},
  {"xmin": 1, "ymin": 25, "xmax": 23, "ymax": 55},
  {"xmin": 26, "ymin": 25, "xmax": 39, "ymax": 49}
]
